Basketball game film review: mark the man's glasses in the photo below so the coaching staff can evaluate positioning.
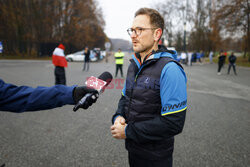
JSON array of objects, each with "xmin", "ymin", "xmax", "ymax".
[{"xmin": 127, "ymin": 27, "xmax": 157, "ymax": 36}]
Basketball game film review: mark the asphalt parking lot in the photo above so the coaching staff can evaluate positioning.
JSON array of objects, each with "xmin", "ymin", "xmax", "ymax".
[{"xmin": 0, "ymin": 55, "xmax": 249, "ymax": 167}]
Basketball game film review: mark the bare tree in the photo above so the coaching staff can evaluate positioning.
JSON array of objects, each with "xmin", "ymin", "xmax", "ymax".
[
  {"xmin": 154, "ymin": 0, "xmax": 201, "ymax": 51},
  {"xmin": 0, "ymin": 0, "xmax": 106, "ymax": 56},
  {"xmin": 215, "ymin": 0, "xmax": 250, "ymax": 59}
]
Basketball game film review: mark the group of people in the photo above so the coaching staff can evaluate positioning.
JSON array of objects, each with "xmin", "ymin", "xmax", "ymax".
[
  {"xmin": 190, "ymin": 50, "xmax": 237, "ymax": 75},
  {"xmin": 178, "ymin": 51, "xmax": 205, "ymax": 66},
  {"xmin": 192, "ymin": 51, "xmax": 205, "ymax": 64},
  {"xmin": 1, "ymin": 8, "xmax": 187, "ymax": 167},
  {"xmin": 52, "ymin": 44, "xmax": 126, "ymax": 86},
  {"xmin": 52, "ymin": 45, "xmax": 91, "ymax": 86},
  {"xmin": 178, "ymin": 50, "xmax": 238, "ymax": 76},
  {"xmin": 217, "ymin": 51, "xmax": 237, "ymax": 75}
]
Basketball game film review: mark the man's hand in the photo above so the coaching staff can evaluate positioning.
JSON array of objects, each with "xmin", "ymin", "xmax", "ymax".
[
  {"xmin": 114, "ymin": 116, "xmax": 125, "ymax": 125},
  {"xmin": 111, "ymin": 116, "xmax": 127, "ymax": 139},
  {"xmin": 73, "ymin": 86, "xmax": 98, "ymax": 109}
]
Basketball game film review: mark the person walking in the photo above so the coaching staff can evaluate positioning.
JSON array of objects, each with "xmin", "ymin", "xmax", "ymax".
[
  {"xmin": 110, "ymin": 8, "xmax": 187, "ymax": 167},
  {"xmin": 200, "ymin": 51, "xmax": 205, "ymax": 63},
  {"xmin": 52, "ymin": 44, "xmax": 67, "ymax": 85},
  {"xmin": 192, "ymin": 52, "xmax": 197, "ymax": 63},
  {"xmin": 217, "ymin": 51, "xmax": 226, "ymax": 75},
  {"xmin": 209, "ymin": 51, "xmax": 214, "ymax": 64},
  {"xmin": 227, "ymin": 52, "xmax": 237, "ymax": 75},
  {"xmin": 180, "ymin": 52, "xmax": 187, "ymax": 64},
  {"xmin": 83, "ymin": 47, "xmax": 90, "ymax": 71},
  {"xmin": 197, "ymin": 51, "xmax": 202, "ymax": 63},
  {"xmin": 114, "ymin": 48, "xmax": 124, "ymax": 78}
]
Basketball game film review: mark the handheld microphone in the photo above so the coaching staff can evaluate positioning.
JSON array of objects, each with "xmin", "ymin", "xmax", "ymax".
[{"xmin": 73, "ymin": 71, "xmax": 113, "ymax": 111}]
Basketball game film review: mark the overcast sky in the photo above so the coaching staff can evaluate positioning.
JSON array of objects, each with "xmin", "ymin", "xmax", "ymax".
[{"xmin": 97, "ymin": 0, "xmax": 165, "ymax": 41}]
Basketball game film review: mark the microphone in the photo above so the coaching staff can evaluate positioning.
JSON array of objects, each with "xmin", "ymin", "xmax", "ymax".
[{"xmin": 73, "ymin": 71, "xmax": 113, "ymax": 111}]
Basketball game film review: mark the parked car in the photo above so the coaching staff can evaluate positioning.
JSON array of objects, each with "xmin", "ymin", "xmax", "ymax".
[{"xmin": 66, "ymin": 50, "xmax": 97, "ymax": 62}]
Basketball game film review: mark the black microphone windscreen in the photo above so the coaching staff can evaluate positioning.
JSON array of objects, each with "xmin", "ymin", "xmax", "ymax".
[{"xmin": 98, "ymin": 71, "xmax": 113, "ymax": 84}]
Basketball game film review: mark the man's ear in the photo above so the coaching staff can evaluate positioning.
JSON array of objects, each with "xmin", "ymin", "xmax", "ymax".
[{"xmin": 154, "ymin": 28, "xmax": 162, "ymax": 41}]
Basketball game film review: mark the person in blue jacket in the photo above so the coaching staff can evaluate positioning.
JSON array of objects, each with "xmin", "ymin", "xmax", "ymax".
[
  {"xmin": 110, "ymin": 8, "xmax": 187, "ymax": 167},
  {"xmin": 0, "ymin": 78, "xmax": 98, "ymax": 112}
]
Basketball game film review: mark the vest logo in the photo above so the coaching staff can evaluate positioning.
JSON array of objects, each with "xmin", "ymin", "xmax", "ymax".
[
  {"xmin": 125, "ymin": 77, "xmax": 160, "ymax": 90},
  {"xmin": 144, "ymin": 77, "xmax": 150, "ymax": 84},
  {"xmin": 162, "ymin": 100, "xmax": 187, "ymax": 112}
]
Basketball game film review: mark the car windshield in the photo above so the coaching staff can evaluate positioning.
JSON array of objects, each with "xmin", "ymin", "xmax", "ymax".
[{"xmin": 73, "ymin": 51, "xmax": 84, "ymax": 55}]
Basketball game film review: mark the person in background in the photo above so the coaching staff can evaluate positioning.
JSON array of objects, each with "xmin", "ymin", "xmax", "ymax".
[
  {"xmin": 196, "ymin": 51, "xmax": 201, "ymax": 63},
  {"xmin": 192, "ymin": 52, "xmax": 197, "ymax": 63},
  {"xmin": 52, "ymin": 44, "xmax": 67, "ymax": 85},
  {"xmin": 0, "ymin": 78, "xmax": 98, "ymax": 112},
  {"xmin": 200, "ymin": 51, "xmax": 205, "ymax": 63},
  {"xmin": 227, "ymin": 52, "xmax": 237, "ymax": 75},
  {"xmin": 114, "ymin": 48, "xmax": 124, "ymax": 78},
  {"xmin": 188, "ymin": 52, "xmax": 192, "ymax": 66},
  {"xmin": 209, "ymin": 51, "xmax": 214, "ymax": 64},
  {"xmin": 217, "ymin": 50, "xmax": 226, "ymax": 75},
  {"xmin": 83, "ymin": 46, "xmax": 90, "ymax": 71},
  {"xmin": 180, "ymin": 52, "xmax": 187, "ymax": 64},
  {"xmin": 110, "ymin": 8, "xmax": 187, "ymax": 167}
]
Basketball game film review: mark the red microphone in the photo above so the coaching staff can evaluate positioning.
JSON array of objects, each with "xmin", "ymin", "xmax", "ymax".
[{"xmin": 73, "ymin": 72, "xmax": 113, "ymax": 111}]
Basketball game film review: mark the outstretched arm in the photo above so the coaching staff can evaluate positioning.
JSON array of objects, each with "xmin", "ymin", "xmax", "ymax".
[{"xmin": 0, "ymin": 79, "xmax": 97, "ymax": 112}]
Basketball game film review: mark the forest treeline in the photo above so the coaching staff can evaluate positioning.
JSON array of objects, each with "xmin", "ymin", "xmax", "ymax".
[
  {"xmin": 0, "ymin": 0, "xmax": 107, "ymax": 56},
  {"xmin": 154, "ymin": 0, "xmax": 249, "ymax": 59},
  {"xmin": 0, "ymin": 0, "xmax": 249, "ymax": 59}
]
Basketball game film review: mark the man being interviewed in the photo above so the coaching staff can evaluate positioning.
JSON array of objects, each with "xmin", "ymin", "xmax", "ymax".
[{"xmin": 110, "ymin": 8, "xmax": 187, "ymax": 167}]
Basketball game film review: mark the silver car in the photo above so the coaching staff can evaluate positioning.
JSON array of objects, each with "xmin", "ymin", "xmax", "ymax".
[{"xmin": 66, "ymin": 50, "xmax": 97, "ymax": 62}]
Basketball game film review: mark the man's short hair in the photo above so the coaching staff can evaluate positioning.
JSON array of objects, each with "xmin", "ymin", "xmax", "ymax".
[{"xmin": 135, "ymin": 8, "xmax": 164, "ymax": 35}]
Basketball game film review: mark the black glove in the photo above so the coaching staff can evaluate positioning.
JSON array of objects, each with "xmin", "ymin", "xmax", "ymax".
[{"xmin": 73, "ymin": 86, "xmax": 99, "ymax": 110}]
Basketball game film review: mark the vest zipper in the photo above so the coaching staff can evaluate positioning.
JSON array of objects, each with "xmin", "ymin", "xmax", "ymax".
[
  {"xmin": 127, "ymin": 61, "xmax": 154, "ymax": 121},
  {"xmin": 127, "ymin": 68, "xmax": 140, "ymax": 121}
]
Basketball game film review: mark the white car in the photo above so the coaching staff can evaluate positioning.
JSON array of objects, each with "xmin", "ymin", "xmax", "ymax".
[{"xmin": 66, "ymin": 50, "xmax": 97, "ymax": 62}]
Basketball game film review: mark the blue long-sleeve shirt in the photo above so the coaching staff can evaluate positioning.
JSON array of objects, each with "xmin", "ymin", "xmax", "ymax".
[{"xmin": 0, "ymin": 79, "xmax": 76, "ymax": 112}]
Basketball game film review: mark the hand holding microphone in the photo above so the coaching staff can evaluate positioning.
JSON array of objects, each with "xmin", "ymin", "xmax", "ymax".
[
  {"xmin": 73, "ymin": 86, "xmax": 98, "ymax": 109},
  {"xmin": 73, "ymin": 71, "xmax": 113, "ymax": 111}
]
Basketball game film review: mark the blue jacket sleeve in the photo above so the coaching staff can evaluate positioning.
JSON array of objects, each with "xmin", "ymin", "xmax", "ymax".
[
  {"xmin": 0, "ymin": 79, "xmax": 76, "ymax": 112},
  {"xmin": 125, "ymin": 62, "xmax": 187, "ymax": 143}
]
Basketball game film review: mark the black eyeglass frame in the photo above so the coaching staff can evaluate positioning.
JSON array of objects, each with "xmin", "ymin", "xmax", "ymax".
[{"xmin": 127, "ymin": 27, "xmax": 158, "ymax": 36}]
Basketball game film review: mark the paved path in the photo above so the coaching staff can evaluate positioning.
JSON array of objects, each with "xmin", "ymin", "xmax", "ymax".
[{"xmin": 0, "ymin": 57, "xmax": 249, "ymax": 167}]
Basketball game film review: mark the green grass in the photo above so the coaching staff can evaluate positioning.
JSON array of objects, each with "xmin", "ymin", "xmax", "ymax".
[{"xmin": 234, "ymin": 56, "xmax": 250, "ymax": 67}]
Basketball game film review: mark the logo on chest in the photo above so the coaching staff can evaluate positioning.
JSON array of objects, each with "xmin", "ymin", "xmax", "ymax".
[
  {"xmin": 137, "ymin": 76, "xmax": 160, "ymax": 90},
  {"xmin": 144, "ymin": 77, "xmax": 150, "ymax": 84}
]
